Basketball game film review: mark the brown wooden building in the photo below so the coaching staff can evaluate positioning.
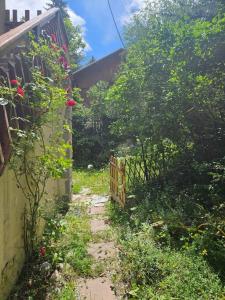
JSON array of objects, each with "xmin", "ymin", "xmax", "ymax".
[{"xmin": 72, "ymin": 48, "xmax": 125, "ymax": 105}]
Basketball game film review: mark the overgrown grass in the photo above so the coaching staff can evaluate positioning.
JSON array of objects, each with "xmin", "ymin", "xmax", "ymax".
[
  {"xmin": 47, "ymin": 202, "xmax": 93, "ymax": 276},
  {"xmin": 108, "ymin": 202, "xmax": 225, "ymax": 300},
  {"xmin": 10, "ymin": 202, "xmax": 93, "ymax": 299},
  {"xmin": 73, "ymin": 167, "xmax": 109, "ymax": 195}
]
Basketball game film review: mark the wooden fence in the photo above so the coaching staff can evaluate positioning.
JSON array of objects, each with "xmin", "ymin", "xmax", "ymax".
[
  {"xmin": 110, "ymin": 155, "xmax": 157, "ymax": 207},
  {"xmin": 109, "ymin": 156, "xmax": 126, "ymax": 207}
]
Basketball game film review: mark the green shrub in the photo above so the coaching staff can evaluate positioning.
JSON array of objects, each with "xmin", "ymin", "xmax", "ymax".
[{"xmin": 117, "ymin": 225, "xmax": 224, "ymax": 300}]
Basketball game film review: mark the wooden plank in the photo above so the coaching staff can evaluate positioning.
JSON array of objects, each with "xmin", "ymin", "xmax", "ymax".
[
  {"xmin": 110, "ymin": 156, "xmax": 126, "ymax": 207},
  {"xmin": 0, "ymin": 144, "xmax": 4, "ymax": 164},
  {"xmin": 0, "ymin": 8, "xmax": 59, "ymax": 54},
  {"xmin": 5, "ymin": 10, "xmax": 10, "ymax": 22},
  {"xmin": 13, "ymin": 10, "xmax": 18, "ymax": 23},
  {"xmin": 25, "ymin": 10, "xmax": 30, "ymax": 22}
]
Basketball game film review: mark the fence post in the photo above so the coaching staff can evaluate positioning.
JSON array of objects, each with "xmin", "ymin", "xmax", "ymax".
[
  {"xmin": 120, "ymin": 160, "xmax": 126, "ymax": 207},
  {"xmin": 109, "ymin": 156, "xmax": 126, "ymax": 207}
]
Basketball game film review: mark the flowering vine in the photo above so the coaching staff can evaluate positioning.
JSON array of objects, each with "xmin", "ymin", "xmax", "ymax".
[{"xmin": 4, "ymin": 33, "xmax": 81, "ymax": 258}]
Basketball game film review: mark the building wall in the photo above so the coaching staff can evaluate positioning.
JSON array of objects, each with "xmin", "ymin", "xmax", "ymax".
[
  {"xmin": 72, "ymin": 49, "xmax": 124, "ymax": 105},
  {"xmin": 0, "ymin": 120, "xmax": 70, "ymax": 299}
]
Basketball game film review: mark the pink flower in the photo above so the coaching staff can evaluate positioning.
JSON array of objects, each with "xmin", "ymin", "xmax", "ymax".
[
  {"xmin": 63, "ymin": 60, "xmax": 69, "ymax": 70},
  {"xmin": 66, "ymin": 99, "xmax": 77, "ymax": 107},
  {"xmin": 17, "ymin": 86, "xmax": 25, "ymax": 97},
  {"xmin": 39, "ymin": 246, "xmax": 46, "ymax": 257},
  {"xmin": 62, "ymin": 44, "xmax": 68, "ymax": 53},
  {"xmin": 50, "ymin": 33, "xmax": 57, "ymax": 43},
  {"xmin": 10, "ymin": 79, "xmax": 19, "ymax": 86},
  {"xmin": 58, "ymin": 56, "xmax": 65, "ymax": 64}
]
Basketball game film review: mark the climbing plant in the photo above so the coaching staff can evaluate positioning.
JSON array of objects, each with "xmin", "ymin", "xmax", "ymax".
[{"xmin": 0, "ymin": 32, "xmax": 79, "ymax": 258}]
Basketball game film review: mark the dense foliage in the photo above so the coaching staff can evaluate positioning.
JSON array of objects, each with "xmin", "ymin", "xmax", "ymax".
[
  {"xmin": 72, "ymin": 81, "xmax": 120, "ymax": 167},
  {"xmin": 112, "ymin": 222, "xmax": 224, "ymax": 299},
  {"xmin": 104, "ymin": 0, "xmax": 225, "ymax": 296}
]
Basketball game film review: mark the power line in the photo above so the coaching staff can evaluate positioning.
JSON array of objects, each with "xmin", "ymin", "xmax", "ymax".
[{"xmin": 107, "ymin": 0, "xmax": 125, "ymax": 48}]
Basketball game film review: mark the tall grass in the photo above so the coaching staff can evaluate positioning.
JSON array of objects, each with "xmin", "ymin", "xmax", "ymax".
[{"xmin": 73, "ymin": 168, "xmax": 109, "ymax": 195}]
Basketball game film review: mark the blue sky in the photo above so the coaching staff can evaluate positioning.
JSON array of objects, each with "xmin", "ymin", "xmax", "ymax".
[
  {"xmin": 68, "ymin": 0, "xmax": 143, "ymax": 60},
  {"xmin": 6, "ymin": 0, "xmax": 145, "ymax": 60},
  {"xmin": 66, "ymin": 0, "xmax": 146, "ymax": 60}
]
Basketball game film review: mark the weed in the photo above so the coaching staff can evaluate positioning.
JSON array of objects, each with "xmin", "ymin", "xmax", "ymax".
[
  {"xmin": 117, "ymin": 224, "xmax": 224, "ymax": 299},
  {"xmin": 52, "ymin": 282, "xmax": 77, "ymax": 300},
  {"xmin": 73, "ymin": 168, "xmax": 109, "ymax": 195},
  {"xmin": 91, "ymin": 229, "xmax": 114, "ymax": 243},
  {"xmin": 10, "ymin": 202, "xmax": 93, "ymax": 298},
  {"xmin": 108, "ymin": 202, "xmax": 225, "ymax": 299}
]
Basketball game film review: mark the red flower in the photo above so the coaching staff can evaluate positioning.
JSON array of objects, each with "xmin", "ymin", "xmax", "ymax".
[
  {"xmin": 17, "ymin": 86, "xmax": 25, "ymax": 97},
  {"xmin": 66, "ymin": 99, "xmax": 77, "ymax": 107},
  {"xmin": 62, "ymin": 44, "xmax": 68, "ymax": 53},
  {"xmin": 58, "ymin": 56, "xmax": 69, "ymax": 70},
  {"xmin": 39, "ymin": 246, "xmax": 46, "ymax": 257},
  {"xmin": 10, "ymin": 79, "xmax": 19, "ymax": 86},
  {"xmin": 58, "ymin": 56, "xmax": 65, "ymax": 64},
  {"xmin": 50, "ymin": 33, "xmax": 57, "ymax": 43}
]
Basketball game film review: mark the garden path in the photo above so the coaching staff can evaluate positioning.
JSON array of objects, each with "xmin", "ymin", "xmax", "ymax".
[{"xmin": 73, "ymin": 192, "xmax": 118, "ymax": 300}]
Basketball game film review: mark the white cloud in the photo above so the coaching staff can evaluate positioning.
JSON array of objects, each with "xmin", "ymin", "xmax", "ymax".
[
  {"xmin": 120, "ymin": 0, "xmax": 146, "ymax": 25},
  {"xmin": 67, "ymin": 7, "xmax": 92, "ymax": 52},
  {"xmin": 6, "ymin": 0, "xmax": 91, "ymax": 51},
  {"xmin": 6, "ymin": 0, "xmax": 47, "ymax": 18}
]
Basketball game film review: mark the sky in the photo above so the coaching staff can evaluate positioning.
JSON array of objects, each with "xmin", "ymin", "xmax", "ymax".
[{"xmin": 6, "ymin": 0, "xmax": 146, "ymax": 61}]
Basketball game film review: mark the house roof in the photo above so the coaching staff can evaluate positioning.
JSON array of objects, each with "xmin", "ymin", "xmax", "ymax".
[{"xmin": 72, "ymin": 48, "xmax": 125, "ymax": 76}]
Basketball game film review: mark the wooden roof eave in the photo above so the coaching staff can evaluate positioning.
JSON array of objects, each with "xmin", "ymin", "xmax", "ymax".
[{"xmin": 0, "ymin": 8, "xmax": 60, "ymax": 55}]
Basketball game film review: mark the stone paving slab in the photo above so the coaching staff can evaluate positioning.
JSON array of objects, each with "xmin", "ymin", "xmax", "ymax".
[
  {"xmin": 88, "ymin": 242, "xmax": 116, "ymax": 260},
  {"xmin": 72, "ymin": 194, "xmax": 91, "ymax": 204},
  {"xmin": 80, "ymin": 187, "xmax": 92, "ymax": 195},
  {"xmin": 89, "ymin": 206, "xmax": 106, "ymax": 215},
  {"xmin": 91, "ymin": 195, "xmax": 109, "ymax": 205},
  {"xmin": 78, "ymin": 277, "xmax": 116, "ymax": 300},
  {"xmin": 90, "ymin": 219, "xmax": 109, "ymax": 234},
  {"xmin": 77, "ymin": 193, "xmax": 117, "ymax": 300}
]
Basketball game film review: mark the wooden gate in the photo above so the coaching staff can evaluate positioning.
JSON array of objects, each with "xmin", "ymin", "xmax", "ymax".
[{"xmin": 109, "ymin": 156, "xmax": 126, "ymax": 207}]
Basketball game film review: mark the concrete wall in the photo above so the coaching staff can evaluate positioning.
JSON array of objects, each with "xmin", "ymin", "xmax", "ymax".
[{"xmin": 0, "ymin": 117, "xmax": 70, "ymax": 299}]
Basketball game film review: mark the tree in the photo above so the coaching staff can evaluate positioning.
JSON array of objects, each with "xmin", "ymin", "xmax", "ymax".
[
  {"xmin": 46, "ymin": 0, "xmax": 69, "ymax": 18},
  {"xmin": 72, "ymin": 81, "xmax": 120, "ymax": 167},
  {"xmin": 106, "ymin": 0, "xmax": 225, "ymax": 279},
  {"xmin": 63, "ymin": 18, "xmax": 85, "ymax": 67}
]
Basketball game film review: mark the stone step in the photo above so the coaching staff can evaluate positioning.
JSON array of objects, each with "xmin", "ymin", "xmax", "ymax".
[
  {"xmin": 88, "ymin": 242, "xmax": 116, "ymax": 260},
  {"xmin": 78, "ymin": 277, "xmax": 117, "ymax": 300},
  {"xmin": 90, "ymin": 219, "xmax": 109, "ymax": 234}
]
